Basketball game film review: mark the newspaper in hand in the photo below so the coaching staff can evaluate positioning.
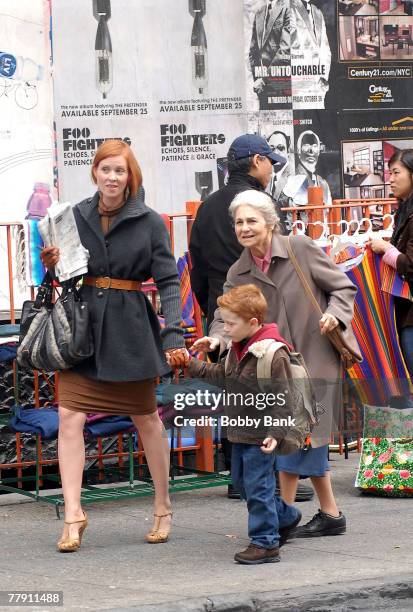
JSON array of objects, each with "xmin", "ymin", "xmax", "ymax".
[{"xmin": 38, "ymin": 201, "xmax": 89, "ymax": 281}]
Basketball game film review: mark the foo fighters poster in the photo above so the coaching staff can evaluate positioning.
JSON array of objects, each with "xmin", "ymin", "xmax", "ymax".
[{"xmin": 51, "ymin": 0, "xmax": 247, "ymax": 222}]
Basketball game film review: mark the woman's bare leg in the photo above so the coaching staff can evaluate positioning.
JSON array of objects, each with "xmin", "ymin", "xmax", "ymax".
[
  {"xmin": 310, "ymin": 472, "xmax": 339, "ymax": 517},
  {"xmin": 278, "ymin": 471, "xmax": 300, "ymax": 505},
  {"xmin": 58, "ymin": 406, "xmax": 87, "ymax": 540},
  {"xmin": 279, "ymin": 470, "xmax": 339, "ymax": 516},
  {"xmin": 131, "ymin": 412, "xmax": 171, "ymax": 532}
]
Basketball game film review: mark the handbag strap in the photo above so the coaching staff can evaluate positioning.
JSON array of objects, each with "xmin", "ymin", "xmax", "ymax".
[
  {"xmin": 33, "ymin": 272, "xmax": 53, "ymax": 310},
  {"xmin": 285, "ymin": 236, "xmax": 323, "ymax": 317}
]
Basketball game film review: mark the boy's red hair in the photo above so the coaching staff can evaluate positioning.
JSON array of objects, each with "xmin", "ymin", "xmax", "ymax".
[{"xmin": 217, "ymin": 284, "xmax": 267, "ymax": 324}]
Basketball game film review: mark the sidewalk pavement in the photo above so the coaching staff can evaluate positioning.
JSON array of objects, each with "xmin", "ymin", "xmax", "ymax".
[{"xmin": 0, "ymin": 452, "xmax": 412, "ymax": 611}]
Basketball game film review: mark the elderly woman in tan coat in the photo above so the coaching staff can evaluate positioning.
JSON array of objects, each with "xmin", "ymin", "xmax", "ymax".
[{"xmin": 194, "ymin": 189, "xmax": 358, "ymax": 538}]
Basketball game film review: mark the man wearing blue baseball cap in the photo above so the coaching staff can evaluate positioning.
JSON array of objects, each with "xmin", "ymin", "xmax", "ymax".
[{"xmin": 189, "ymin": 133, "xmax": 284, "ymax": 330}]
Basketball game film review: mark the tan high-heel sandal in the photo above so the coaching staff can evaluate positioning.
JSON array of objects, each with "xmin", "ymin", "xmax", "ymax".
[
  {"xmin": 146, "ymin": 512, "xmax": 172, "ymax": 544},
  {"xmin": 57, "ymin": 512, "xmax": 88, "ymax": 553}
]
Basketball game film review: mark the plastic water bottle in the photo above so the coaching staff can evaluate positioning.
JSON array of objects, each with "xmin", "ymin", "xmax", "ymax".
[
  {"xmin": 0, "ymin": 52, "xmax": 43, "ymax": 80},
  {"xmin": 26, "ymin": 183, "xmax": 52, "ymax": 219}
]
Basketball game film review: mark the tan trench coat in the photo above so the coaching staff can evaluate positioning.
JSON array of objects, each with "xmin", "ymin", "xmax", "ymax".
[{"xmin": 209, "ymin": 234, "xmax": 358, "ymax": 446}]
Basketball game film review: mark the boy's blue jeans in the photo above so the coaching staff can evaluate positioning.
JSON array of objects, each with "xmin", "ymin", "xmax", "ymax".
[{"xmin": 231, "ymin": 443, "xmax": 299, "ymax": 549}]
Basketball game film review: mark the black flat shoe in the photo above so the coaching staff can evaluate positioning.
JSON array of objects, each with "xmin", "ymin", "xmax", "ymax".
[
  {"xmin": 227, "ymin": 484, "xmax": 241, "ymax": 499},
  {"xmin": 295, "ymin": 510, "xmax": 346, "ymax": 538}
]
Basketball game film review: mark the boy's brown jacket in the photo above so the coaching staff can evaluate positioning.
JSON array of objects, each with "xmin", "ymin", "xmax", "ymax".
[{"xmin": 188, "ymin": 325, "xmax": 301, "ymax": 446}]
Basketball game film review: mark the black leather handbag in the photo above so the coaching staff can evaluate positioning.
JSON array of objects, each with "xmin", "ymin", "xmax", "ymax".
[{"xmin": 17, "ymin": 273, "xmax": 94, "ymax": 371}]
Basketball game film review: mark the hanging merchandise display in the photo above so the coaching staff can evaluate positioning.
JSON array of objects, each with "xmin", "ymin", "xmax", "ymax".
[
  {"xmin": 342, "ymin": 249, "xmax": 411, "ymax": 406},
  {"xmin": 22, "ymin": 182, "xmax": 52, "ymax": 287}
]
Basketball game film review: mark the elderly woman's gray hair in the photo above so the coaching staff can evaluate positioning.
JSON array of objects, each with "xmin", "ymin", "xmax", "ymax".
[{"xmin": 229, "ymin": 190, "xmax": 280, "ymax": 231}]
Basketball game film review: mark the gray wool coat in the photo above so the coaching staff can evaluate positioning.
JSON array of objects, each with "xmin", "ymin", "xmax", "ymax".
[
  {"xmin": 71, "ymin": 189, "xmax": 184, "ymax": 382},
  {"xmin": 209, "ymin": 234, "xmax": 359, "ymax": 446}
]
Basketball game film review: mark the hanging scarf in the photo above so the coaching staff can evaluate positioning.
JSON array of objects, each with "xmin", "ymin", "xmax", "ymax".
[
  {"xmin": 391, "ymin": 192, "xmax": 413, "ymax": 247},
  {"xmin": 98, "ymin": 197, "xmax": 125, "ymax": 234}
]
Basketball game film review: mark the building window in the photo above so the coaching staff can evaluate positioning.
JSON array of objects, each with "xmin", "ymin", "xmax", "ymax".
[{"xmin": 354, "ymin": 147, "xmax": 370, "ymax": 169}]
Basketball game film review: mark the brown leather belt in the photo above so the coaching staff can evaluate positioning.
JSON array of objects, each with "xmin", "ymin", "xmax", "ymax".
[{"xmin": 83, "ymin": 276, "xmax": 142, "ymax": 291}]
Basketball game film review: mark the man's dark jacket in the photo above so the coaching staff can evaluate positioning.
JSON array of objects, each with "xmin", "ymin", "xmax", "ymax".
[{"xmin": 189, "ymin": 173, "xmax": 264, "ymax": 327}]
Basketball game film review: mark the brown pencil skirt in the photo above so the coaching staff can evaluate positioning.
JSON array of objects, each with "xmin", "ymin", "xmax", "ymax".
[{"xmin": 58, "ymin": 370, "xmax": 157, "ymax": 416}]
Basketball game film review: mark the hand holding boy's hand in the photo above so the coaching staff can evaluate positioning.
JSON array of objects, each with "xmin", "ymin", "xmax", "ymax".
[
  {"xmin": 261, "ymin": 437, "xmax": 277, "ymax": 454},
  {"xmin": 165, "ymin": 347, "xmax": 190, "ymax": 368},
  {"xmin": 192, "ymin": 336, "xmax": 220, "ymax": 353}
]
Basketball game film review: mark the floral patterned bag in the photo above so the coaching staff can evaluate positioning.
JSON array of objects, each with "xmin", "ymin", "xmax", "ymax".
[{"xmin": 356, "ymin": 405, "xmax": 413, "ymax": 497}]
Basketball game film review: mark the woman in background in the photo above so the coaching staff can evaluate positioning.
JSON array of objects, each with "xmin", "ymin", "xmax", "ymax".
[{"xmin": 369, "ymin": 149, "xmax": 413, "ymax": 379}]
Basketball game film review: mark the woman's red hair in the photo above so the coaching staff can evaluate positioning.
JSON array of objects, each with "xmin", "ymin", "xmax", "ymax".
[{"xmin": 91, "ymin": 140, "xmax": 142, "ymax": 197}]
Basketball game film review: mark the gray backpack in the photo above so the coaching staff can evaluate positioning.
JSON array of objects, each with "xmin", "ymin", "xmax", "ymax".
[{"xmin": 255, "ymin": 340, "xmax": 318, "ymax": 455}]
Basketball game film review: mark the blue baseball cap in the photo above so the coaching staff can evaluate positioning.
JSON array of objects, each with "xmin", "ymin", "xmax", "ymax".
[{"xmin": 227, "ymin": 134, "xmax": 285, "ymax": 167}]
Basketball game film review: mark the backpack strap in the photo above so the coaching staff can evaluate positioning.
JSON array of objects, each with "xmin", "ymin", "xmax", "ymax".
[
  {"xmin": 256, "ymin": 341, "xmax": 289, "ymax": 392},
  {"xmin": 224, "ymin": 348, "xmax": 232, "ymax": 374}
]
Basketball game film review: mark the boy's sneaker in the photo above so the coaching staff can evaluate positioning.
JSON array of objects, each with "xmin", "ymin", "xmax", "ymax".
[
  {"xmin": 279, "ymin": 509, "xmax": 302, "ymax": 547},
  {"xmin": 234, "ymin": 544, "xmax": 280, "ymax": 565},
  {"xmin": 295, "ymin": 510, "xmax": 346, "ymax": 537}
]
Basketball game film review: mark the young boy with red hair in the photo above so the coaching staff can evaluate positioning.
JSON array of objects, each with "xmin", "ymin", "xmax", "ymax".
[{"xmin": 188, "ymin": 284, "xmax": 301, "ymax": 564}]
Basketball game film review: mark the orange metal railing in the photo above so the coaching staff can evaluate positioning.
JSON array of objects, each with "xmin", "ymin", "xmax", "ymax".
[{"xmin": 0, "ymin": 197, "xmax": 399, "ymax": 481}]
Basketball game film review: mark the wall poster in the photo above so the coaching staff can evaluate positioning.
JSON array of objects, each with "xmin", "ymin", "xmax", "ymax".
[
  {"xmin": 244, "ymin": 0, "xmax": 337, "ymax": 112},
  {"xmin": 52, "ymin": 0, "xmax": 247, "ymax": 224},
  {"xmin": 0, "ymin": 0, "xmax": 53, "ymax": 311},
  {"xmin": 3, "ymin": 0, "xmax": 413, "ymax": 256},
  {"xmin": 340, "ymin": 109, "xmax": 413, "ymax": 204},
  {"xmin": 337, "ymin": 0, "xmax": 413, "ymax": 109}
]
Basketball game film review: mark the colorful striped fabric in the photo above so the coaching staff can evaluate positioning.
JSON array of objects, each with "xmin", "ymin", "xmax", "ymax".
[
  {"xmin": 177, "ymin": 252, "xmax": 196, "ymax": 329},
  {"xmin": 381, "ymin": 261, "xmax": 413, "ymax": 302},
  {"xmin": 345, "ymin": 248, "xmax": 410, "ymax": 405},
  {"xmin": 156, "ymin": 252, "xmax": 201, "ymax": 355},
  {"xmin": 334, "ymin": 244, "xmax": 364, "ymax": 265}
]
